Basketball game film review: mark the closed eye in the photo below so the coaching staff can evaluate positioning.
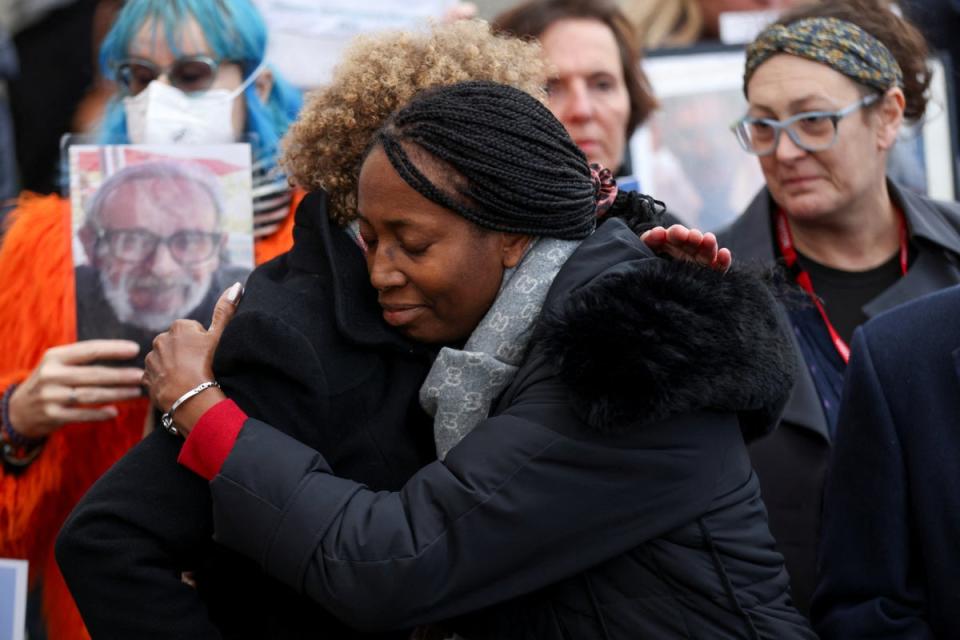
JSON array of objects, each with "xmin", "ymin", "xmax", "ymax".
[{"xmin": 402, "ymin": 242, "xmax": 430, "ymax": 257}]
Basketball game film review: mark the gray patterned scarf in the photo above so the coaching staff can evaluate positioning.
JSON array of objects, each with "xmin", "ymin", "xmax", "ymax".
[{"xmin": 420, "ymin": 237, "xmax": 581, "ymax": 459}]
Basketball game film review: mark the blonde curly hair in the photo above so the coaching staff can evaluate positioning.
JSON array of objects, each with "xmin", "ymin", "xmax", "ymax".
[{"xmin": 279, "ymin": 20, "xmax": 547, "ymax": 226}]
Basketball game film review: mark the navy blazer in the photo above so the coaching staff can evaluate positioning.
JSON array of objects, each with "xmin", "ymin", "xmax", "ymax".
[{"xmin": 811, "ymin": 284, "xmax": 960, "ymax": 638}]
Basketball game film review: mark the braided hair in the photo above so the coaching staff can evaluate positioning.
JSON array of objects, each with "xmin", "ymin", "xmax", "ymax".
[
  {"xmin": 373, "ymin": 81, "xmax": 597, "ymax": 240},
  {"xmin": 605, "ymin": 190, "xmax": 666, "ymax": 235}
]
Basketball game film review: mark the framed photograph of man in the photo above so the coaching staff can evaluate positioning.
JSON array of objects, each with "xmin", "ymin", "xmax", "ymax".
[
  {"xmin": 631, "ymin": 47, "xmax": 958, "ymax": 231},
  {"xmin": 68, "ymin": 144, "xmax": 254, "ymax": 366}
]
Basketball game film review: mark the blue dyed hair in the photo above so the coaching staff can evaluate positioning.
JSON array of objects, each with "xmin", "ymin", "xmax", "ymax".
[{"xmin": 98, "ymin": 0, "xmax": 302, "ymax": 168}]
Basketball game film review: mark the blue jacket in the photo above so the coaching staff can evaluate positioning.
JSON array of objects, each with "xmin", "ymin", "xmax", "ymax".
[{"xmin": 812, "ymin": 284, "xmax": 960, "ymax": 638}]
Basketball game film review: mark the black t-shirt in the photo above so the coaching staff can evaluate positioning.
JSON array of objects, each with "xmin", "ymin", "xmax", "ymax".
[{"xmin": 795, "ymin": 249, "xmax": 903, "ymax": 345}]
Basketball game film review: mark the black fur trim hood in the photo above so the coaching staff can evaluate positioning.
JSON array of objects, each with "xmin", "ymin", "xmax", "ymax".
[{"xmin": 536, "ymin": 258, "xmax": 796, "ymax": 441}]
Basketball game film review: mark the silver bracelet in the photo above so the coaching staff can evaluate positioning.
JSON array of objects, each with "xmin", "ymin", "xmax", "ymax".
[{"xmin": 160, "ymin": 381, "xmax": 220, "ymax": 436}]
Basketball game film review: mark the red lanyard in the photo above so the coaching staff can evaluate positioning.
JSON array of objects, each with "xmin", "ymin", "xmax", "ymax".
[{"xmin": 775, "ymin": 208, "xmax": 909, "ymax": 364}]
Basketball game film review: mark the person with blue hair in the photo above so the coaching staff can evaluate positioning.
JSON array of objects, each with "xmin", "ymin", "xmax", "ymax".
[
  {"xmin": 0, "ymin": 2, "xmax": 302, "ymax": 638},
  {"xmin": 98, "ymin": 0, "xmax": 304, "ymax": 247}
]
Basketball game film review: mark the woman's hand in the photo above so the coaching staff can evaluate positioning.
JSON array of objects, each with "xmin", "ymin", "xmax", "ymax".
[
  {"xmin": 641, "ymin": 224, "xmax": 732, "ymax": 272},
  {"xmin": 142, "ymin": 284, "xmax": 241, "ymax": 437},
  {"xmin": 8, "ymin": 340, "xmax": 144, "ymax": 440}
]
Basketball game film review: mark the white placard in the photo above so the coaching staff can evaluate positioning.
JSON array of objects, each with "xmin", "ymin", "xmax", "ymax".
[
  {"xmin": 719, "ymin": 9, "xmax": 781, "ymax": 45},
  {"xmin": 253, "ymin": 0, "xmax": 456, "ymax": 88},
  {"xmin": 0, "ymin": 559, "xmax": 27, "ymax": 640}
]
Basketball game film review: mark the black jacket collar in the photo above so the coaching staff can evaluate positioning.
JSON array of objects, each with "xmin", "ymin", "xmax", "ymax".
[
  {"xmin": 287, "ymin": 192, "xmax": 431, "ymax": 356},
  {"xmin": 522, "ymin": 219, "xmax": 796, "ymax": 440},
  {"xmin": 718, "ymin": 182, "xmax": 960, "ymax": 442}
]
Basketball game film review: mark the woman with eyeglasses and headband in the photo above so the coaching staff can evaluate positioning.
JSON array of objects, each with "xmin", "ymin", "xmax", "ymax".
[
  {"xmin": 0, "ymin": 1, "xmax": 302, "ymax": 638},
  {"xmin": 716, "ymin": 0, "xmax": 960, "ymax": 616}
]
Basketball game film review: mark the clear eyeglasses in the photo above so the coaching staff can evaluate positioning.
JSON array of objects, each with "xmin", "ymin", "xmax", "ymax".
[
  {"xmin": 94, "ymin": 227, "xmax": 224, "ymax": 265},
  {"xmin": 731, "ymin": 94, "xmax": 880, "ymax": 156}
]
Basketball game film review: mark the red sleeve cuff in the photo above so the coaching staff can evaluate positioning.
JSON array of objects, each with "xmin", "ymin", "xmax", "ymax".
[{"xmin": 177, "ymin": 399, "xmax": 248, "ymax": 481}]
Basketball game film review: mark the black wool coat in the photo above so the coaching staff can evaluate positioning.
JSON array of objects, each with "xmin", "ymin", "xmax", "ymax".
[
  {"xmin": 812, "ymin": 284, "xmax": 960, "ymax": 639},
  {"xmin": 193, "ymin": 220, "xmax": 815, "ymax": 639},
  {"xmin": 57, "ymin": 192, "xmax": 437, "ymax": 639},
  {"xmin": 717, "ymin": 181, "xmax": 960, "ymax": 614}
]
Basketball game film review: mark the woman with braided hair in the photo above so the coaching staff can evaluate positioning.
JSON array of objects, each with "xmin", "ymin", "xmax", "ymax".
[{"xmin": 72, "ymin": 78, "xmax": 815, "ymax": 638}]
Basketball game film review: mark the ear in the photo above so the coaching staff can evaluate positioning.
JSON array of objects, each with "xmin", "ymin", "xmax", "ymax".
[
  {"xmin": 500, "ymin": 233, "xmax": 533, "ymax": 269},
  {"xmin": 254, "ymin": 67, "xmax": 274, "ymax": 104},
  {"xmin": 78, "ymin": 224, "xmax": 99, "ymax": 265},
  {"xmin": 876, "ymin": 87, "xmax": 905, "ymax": 151}
]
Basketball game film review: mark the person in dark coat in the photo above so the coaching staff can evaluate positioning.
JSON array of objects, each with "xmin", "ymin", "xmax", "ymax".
[
  {"xmin": 810, "ymin": 283, "xmax": 960, "ymax": 639},
  {"xmin": 716, "ymin": 0, "xmax": 960, "ymax": 614},
  {"xmin": 110, "ymin": 81, "xmax": 811, "ymax": 638}
]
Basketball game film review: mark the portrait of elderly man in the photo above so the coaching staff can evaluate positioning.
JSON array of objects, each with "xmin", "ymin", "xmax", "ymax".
[{"xmin": 75, "ymin": 160, "xmax": 248, "ymax": 366}]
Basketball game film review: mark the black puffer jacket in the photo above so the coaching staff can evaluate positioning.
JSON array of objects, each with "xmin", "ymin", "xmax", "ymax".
[{"xmin": 202, "ymin": 219, "xmax": 814, "ymax": 639}]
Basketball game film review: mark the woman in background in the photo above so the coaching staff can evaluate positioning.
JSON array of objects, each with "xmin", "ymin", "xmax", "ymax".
[
  {"xmin": 717, "ymin": 0, "xmax": 960, "ymax": 613},
  {"xmin": 493, "ymin": 0, "xmax": 657, "ymax": 190}
]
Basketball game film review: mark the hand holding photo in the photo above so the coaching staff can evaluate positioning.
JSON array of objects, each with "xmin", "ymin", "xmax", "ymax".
[{"xmin": 68, "ymin": 144, "xmax": 255, "ymax": 367}]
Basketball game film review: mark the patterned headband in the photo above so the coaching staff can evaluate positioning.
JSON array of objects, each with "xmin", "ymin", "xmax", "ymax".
[{"xmin": 744, "ymin": 17, "xmax": 904, "ymax": 95}]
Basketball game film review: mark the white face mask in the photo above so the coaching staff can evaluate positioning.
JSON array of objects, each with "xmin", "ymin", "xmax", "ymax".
[{"xmin": 123, "ymin": 62, "xmax": 265, "ymax": 145}]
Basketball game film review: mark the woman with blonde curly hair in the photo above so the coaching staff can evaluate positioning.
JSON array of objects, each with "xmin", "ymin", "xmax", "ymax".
[{"xmin": 281, "ymin": 22, "xmax": 546, "ymax": 226}]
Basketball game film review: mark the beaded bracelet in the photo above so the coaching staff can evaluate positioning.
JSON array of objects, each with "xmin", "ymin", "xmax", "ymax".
[{"xmin": 1, "ymin": 384, "xmax": 46, "ymax": 468}]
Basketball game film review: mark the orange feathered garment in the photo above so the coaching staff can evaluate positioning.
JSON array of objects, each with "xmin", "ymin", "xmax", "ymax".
[{"xmin": 0, "ymin": 191, "xmax": 300, "ymax": 640}]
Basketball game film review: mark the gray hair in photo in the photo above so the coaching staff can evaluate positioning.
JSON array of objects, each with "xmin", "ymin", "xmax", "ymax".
[{"xmin": 85, "ymin": 160, "xmax": 227, "ymax": 227}]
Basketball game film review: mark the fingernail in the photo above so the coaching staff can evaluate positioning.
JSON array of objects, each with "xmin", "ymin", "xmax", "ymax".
[{"xmin": 226, "ymin": 282, "xmax": 243, "ymax": 304}]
